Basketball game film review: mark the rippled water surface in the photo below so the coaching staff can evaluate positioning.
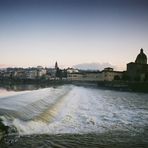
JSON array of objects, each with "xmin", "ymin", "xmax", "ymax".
[{"xmin": 0, "ymin": 85, "xmax": 148, "ymax": 147}]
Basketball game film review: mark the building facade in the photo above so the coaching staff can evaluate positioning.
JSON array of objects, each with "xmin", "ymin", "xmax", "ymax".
[
  {"xmin": 126, "ymin": 48, "xmax": 148, "ymax": 81},
  {"xmin": 67, "ymin": 68, "xmax": 123, "ymax": 82},
  {"xmin": 67, "ymin": 71, "xmax": 103, "ymax": 81},
  {"xmin": 102, "ymin": 67, "xmax": 123, "ymax": 81}
]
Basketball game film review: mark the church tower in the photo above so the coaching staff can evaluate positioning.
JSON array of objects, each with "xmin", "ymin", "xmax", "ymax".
[
  {"xmin": 126, "ymin": 48, "xmax": 148, "ymax": 81},
  {"xmin": 135, "ymin": 48, "xmax": 147, "ymax": 64},
  {"xmin": 55, "ymin": 61, "xmax": 58, "ymax": 69}
]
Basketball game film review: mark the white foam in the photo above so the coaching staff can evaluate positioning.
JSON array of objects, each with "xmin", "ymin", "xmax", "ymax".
[{"xmin": 0, "ymin": 85, "xmax": 148, "ymax": 135}]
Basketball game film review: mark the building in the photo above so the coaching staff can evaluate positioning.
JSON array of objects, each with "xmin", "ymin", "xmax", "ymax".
[
  {"xmin": 135, "ymin": 48, "xmax": 147, "ymax": 64},
  {"xmin": 67, "ymin": 72, "xmax": 83, "ymax": 81},
  {"xmin": 11, "ymin": 67, "xmax": 46, "ymax": 80},
  {"xmin": 14, "ymin": 70, "xmax": 26, "ymax": 78},
  {"xmin": 67, "ymin": 67, "xmax": 123, "ymax": 82},
  {"xmin": 55, "ymin": 61, "xmax": 58, "ymax": 70},
  {"xmin": 66, "ymin": 68, "xmax": 79, "ymax": 73},
  {"xmin": 67, "ymin": 69, "xmax": 123, "ymax": 82},
  {"xmin": 46, "ymin": 68, "xmax": 57, "ymax": 79},
  {"xmin": 67, "ymin": 71, "xmax": 102, "ymax": 81},
  {"xmin": 43, "ymin": 62, "xmax": 58, "ymax": 79},
  {"xmin": 102, "ymin": 67, "xmax": 123, "ymax": 81},
  {"xmin": 126, "ymin": 48, "xmax": 148, "ymax": 81},
  {"xmin": 36, "ymin": 66, "xmax": 47, "ymax": 77},
  {"xmin": 25, "ymin": 69, "xmax": 38, "ymax": 79}
]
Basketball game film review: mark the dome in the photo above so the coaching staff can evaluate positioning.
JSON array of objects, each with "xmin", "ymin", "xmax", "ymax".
[{"xmin": 135, "ymin": 48, "xmax": 147, "ymax": 64}]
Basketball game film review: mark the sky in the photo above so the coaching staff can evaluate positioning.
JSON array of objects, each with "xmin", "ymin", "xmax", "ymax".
[{"xmin": 0, "ymin": 0, "xmax": 148, "ymax": 70}]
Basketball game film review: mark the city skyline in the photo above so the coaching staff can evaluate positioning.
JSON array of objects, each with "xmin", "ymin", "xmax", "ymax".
[{"xmin": 0, "ymin": 0, "xmax": 148, "ymax": 70}]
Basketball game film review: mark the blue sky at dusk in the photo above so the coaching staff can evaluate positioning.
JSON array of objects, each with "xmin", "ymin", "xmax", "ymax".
[{"xmin": 0, "ymin": 0, "xmax": 148, "ymax": 70}]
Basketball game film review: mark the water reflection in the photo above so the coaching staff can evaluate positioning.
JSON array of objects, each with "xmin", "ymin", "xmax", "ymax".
[{"xmin": 0, "ymin": 84, "xmax": 50, "ymax": 92}]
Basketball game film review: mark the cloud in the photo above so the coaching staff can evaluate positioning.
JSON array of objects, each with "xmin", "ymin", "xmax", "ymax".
[
  {"xmin": 0, "ymin": 64, "xmax": 11, "ymax": 68},
  {"xmin": 73, "ymin": 62, "xmax": 116, "ymax": 71}
]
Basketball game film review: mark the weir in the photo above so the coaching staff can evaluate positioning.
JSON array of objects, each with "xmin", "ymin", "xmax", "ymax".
[
  {"xmin": 33, "ymin": 89, "xmax": 72, "ymax": 123},
  {"xmin": 0, "ymin": 85, "xmax": 148, "ymax": 147}
]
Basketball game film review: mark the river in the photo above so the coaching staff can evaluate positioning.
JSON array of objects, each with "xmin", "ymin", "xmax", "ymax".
[{"xmin": 0, "ymin": 85, "xmax": 148, "ymax": 147}]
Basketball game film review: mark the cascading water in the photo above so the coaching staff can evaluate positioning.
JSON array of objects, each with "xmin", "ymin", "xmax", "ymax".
[{"xmin": 0, "ymin": 85, "xmax": 148, "ymax": 147}]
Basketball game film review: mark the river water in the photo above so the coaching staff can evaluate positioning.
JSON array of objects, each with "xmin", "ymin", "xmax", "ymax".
[{"xmin": 0, "ymin": 85, "xmax": 148, "ymax": 147}]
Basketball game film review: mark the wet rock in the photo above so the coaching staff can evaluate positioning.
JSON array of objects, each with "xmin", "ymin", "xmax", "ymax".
[{"xmin": 0, "ymin": 119, "xmax": 9, "ymax": 141}]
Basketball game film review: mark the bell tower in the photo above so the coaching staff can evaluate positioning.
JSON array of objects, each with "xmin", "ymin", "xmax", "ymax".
[{"xmin": 55, "ymin": 61, "xmax": 58, "ymax": 69}]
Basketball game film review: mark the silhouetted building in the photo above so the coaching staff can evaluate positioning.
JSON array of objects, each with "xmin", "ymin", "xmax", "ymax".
[
  {"xmin": 55, "ymin": 61, "xmax": 58, "ymax": 70},
  {"xmin": 126, "ymin": 48, "xmax": 148, "ymax": 81},
  {"xmin": 135, "ymin": 48, "xmax": 147, "ymax": 64}
]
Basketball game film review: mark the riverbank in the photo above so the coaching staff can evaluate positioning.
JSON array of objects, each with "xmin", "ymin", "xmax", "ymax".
[
  {"xmin": 97, "ymin": 81, "xmax": 148, "ymax": 92},
  {"xmin": 0, "ymin": 80, "xmax": 72, "ymax": 91},
  {"xmin": 0, "ymin": 119, "xmax": 8, "ymax": 142},
  {"xmin": 0, "ymin": 79, "xmax": 148, "ymax": 92}
]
